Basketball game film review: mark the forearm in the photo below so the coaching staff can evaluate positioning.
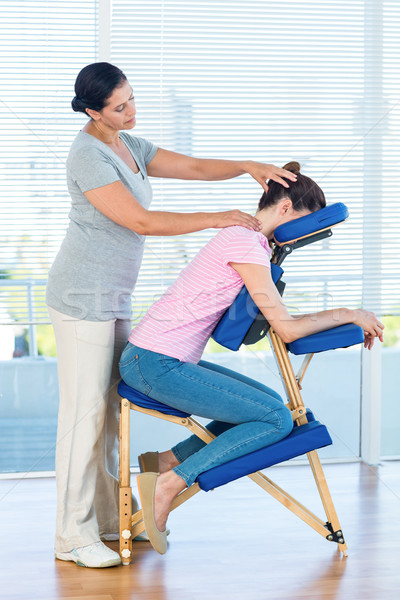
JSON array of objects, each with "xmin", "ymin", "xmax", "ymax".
[
  {"xmin": 138, "ymin": 210, "xmax": 215, "ymax": 236},
  {"xmin": 191, "ymin": 159, "xmax": 295, "ymax": 194},
  {"xmin": 276, "ymin": 308, "xmax": 354, "ymax": 343},
  {"xmin": 190, "ymin": 158, "xmax": 249, "ymax": 181}
]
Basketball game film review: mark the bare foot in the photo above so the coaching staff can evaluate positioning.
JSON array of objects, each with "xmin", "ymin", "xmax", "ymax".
[
  {"xmin": 158, "ymin": 450, "xmax": 180, "ymax": 474},
  {"xmin": 153, "ymin": 470, "xmax": 186, "ymax": 532}
]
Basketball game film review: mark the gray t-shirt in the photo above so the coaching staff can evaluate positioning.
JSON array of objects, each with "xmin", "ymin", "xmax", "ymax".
[{"xmin": 46, "ymin": 131, "xmax": 158, "ymax": 321}]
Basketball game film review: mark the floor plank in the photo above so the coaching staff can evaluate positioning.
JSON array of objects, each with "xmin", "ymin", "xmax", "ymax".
[{"xmin": 0, "ymin": 462, "xmax": 399, "ymax": 600}]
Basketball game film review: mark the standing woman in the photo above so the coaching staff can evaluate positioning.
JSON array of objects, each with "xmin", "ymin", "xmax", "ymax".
[{"xmin": 46, "ymin": 62, "xmax": 296, "ymax": 568}]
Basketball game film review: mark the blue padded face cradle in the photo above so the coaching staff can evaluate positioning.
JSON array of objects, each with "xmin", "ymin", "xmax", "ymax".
[
  {"xmin": 196, "ymin": 416, "xmax": 332, "ymax": 492},
  {"xmin": 211, "ymin": 262, "xmax": 283, "ymax": 351},
  {"xmin": 288, "ymin": 323, "xmax": 364, "ymax": 355},
  {"xmin": 118, "ymin": 380, "xmax": 190, "ymax": 418},
  {"xmin": 273, "ymin": 202, "xmax": 348, "ymax": 244}
]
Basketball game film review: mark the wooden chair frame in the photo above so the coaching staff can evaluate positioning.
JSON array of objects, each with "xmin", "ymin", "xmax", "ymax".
[{"xmin": 118, "ymin": 327, "xmax": 348, "ymax": 565}]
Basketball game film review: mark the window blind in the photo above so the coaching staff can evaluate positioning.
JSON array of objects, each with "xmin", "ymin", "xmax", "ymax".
[
  {"xmin": 111, "ymin": 0, "xmax": 400, "ymax": 322},
  {"xmin": 0, "ymin": 0, "xmax": 97, "ymax": 326},
  {"xmin": 1, "ymin": 0, "xmax": 399, "ymax": 331}
]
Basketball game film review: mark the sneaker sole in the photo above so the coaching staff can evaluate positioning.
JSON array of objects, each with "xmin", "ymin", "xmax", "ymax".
[{"xmin": 55, "ymin": 552, "xmax": 121, "ymax": 568}]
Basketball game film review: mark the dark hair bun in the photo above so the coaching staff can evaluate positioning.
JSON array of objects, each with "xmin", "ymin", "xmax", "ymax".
[
  {"xmin": 282, "ymin": 161, "xmax": 301, "ymax": 175},
  {"xmin": 71, "ymin": 62, "xmax": 127, "ymax": 116},
  {"xmin": 71, "ymin": 96, "xmax": 88, "ymax": 114}
]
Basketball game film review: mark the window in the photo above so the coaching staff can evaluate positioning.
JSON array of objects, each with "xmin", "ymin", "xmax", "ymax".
[
  {"xmin": 0, "ymin": 0, "xmax": 97, "ymax": 473},
  {"xmin": 0, "ymin": 0, "xmax": 98, "ymax": 358},
  {"xmin": 1, "ymin": 1, "xmax": 399, "ymax": 473}
]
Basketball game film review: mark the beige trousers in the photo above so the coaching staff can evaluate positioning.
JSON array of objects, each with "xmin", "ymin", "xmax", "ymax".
[{"xmin": 48, "ymin": 306, "xmax": 139, "ymax": 553}]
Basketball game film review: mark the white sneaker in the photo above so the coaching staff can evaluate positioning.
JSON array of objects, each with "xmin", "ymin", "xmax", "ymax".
[{"xmin": 55, "ymin": 541, "xmax": 121, "ymax": 568}]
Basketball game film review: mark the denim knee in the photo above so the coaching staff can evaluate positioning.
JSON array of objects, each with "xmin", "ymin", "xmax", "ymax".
[{"xmin": 278, "ymin": 404, "xmax": 294, "ymax": 437}]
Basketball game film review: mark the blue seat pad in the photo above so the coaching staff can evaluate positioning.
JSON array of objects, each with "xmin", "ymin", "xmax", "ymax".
[
  {"xmin": 196, "ymin": 418, "xmax": 332, "ymax": 492},
  {"xmin": 118, "ymin": 380, "xmax": 190, "ymax": 418},
  {"xmin": 211, "ymin": 263, "xmax": 283, "ymax": 351},
  {"xmin": 288, "ymin": 323, "xmax": 364, "ymax": 355},
  {"xmin": 273, "ymin": 202, "xmax": 348, "ymax": 244}
]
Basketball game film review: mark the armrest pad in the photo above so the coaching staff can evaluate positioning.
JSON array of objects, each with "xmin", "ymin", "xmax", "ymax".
[{"xmin": 288, "ymin": 323, "xmax": 364, "ymax": 355}]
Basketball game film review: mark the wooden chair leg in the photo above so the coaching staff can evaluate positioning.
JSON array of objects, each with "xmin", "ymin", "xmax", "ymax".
[
  {"xmin": 119, "ymin": 398, "xmax": 133, "ymax": 565},
  {"xmin": 248, "ymin": 470, "xmax": 328, "ymax": 536},
  {"xmin": 268, "ymin": 329, "xmax": 348, "ymax": 555},
  {"xmin": 307, "ymin": 450, "xmax": 348, "ymax": 556}
]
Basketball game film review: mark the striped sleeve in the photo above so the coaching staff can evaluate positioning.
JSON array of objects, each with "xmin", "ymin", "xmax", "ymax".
[{"xmin": 220, "ymin": 227, "xmax": 271, "ymax": 269}]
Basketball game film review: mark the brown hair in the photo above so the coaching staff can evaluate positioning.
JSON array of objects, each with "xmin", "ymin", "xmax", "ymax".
[{"xmin": 258, "ymin": 161, "xmax": 326, "ymax": 213}]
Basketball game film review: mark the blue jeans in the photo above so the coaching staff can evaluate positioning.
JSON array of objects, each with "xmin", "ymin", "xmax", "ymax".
[{"xmin": 119, "ymin": 344, "xmax": 293, "ymax": 487}]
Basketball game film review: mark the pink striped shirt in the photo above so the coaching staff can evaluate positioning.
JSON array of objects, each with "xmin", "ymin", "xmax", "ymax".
[{"xmin": 129, "ymin": 226, "xmax": 271, "ymax": 363}]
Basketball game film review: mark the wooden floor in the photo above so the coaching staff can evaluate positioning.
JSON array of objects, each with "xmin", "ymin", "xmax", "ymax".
[{"xmin": 1, "ymin": 461, "xmax": 400, "ymax": 600}]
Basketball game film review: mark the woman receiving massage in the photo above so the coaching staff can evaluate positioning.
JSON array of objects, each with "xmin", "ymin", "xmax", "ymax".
[{"xmin": 119, "ymin": 161, "xmax": 384, "ymax": 554}]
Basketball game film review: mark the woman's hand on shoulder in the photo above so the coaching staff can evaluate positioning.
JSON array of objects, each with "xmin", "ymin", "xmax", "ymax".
[
  {"xmin": 243, "ymin": 161, "xmax": 297, "ymax": 193},
  {"xmin": 352, "ymin": 308, "xmax": 384, "ymax": 348},
  {"xmin": 212, "ymin": 210, "xmax": 262, "ymax": 231}
]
